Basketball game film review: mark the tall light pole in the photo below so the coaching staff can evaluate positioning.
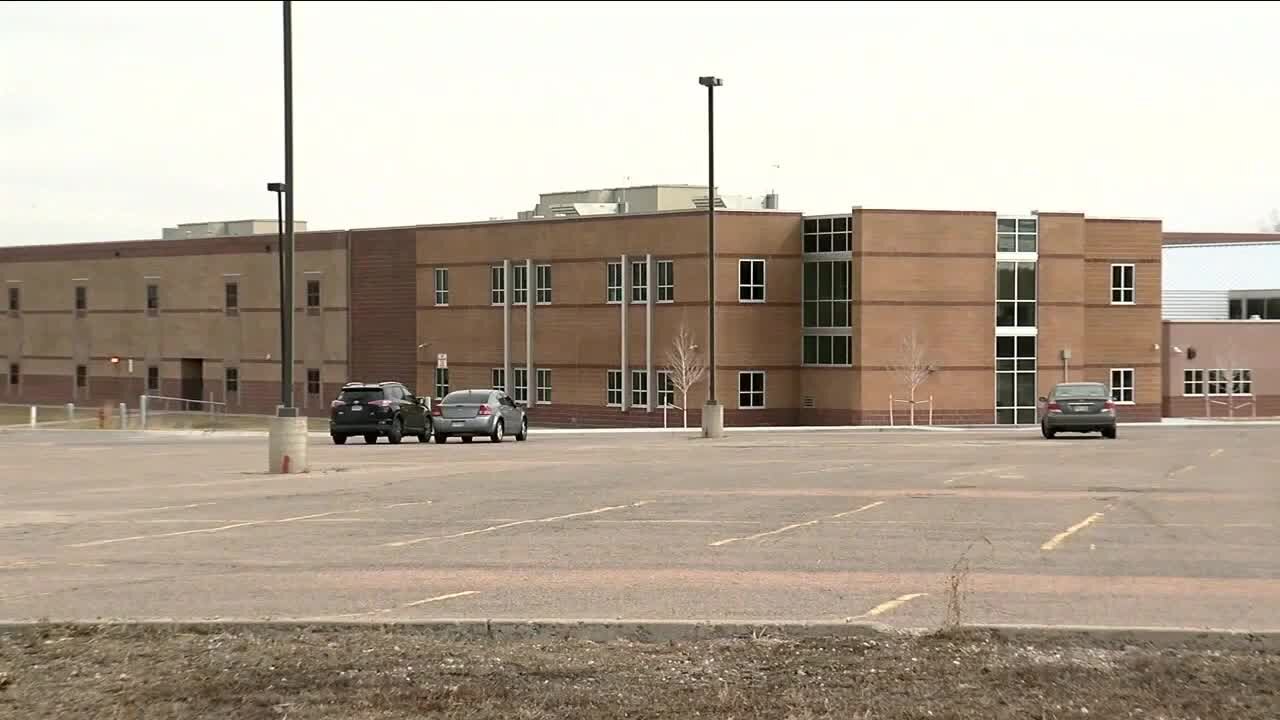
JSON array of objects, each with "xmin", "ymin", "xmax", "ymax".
[
  {"xmin": 267, "ymin": 181, "xmax": 286, "ymax": 370},
  {"xmin": 698, "ymin": 75, "xmax": 724, "ymax": 439}
]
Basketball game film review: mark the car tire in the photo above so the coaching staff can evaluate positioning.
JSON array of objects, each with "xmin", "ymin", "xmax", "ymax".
[
  {"xmin": 435, "ymin": 433, "xmax": 448, "ymax": 444},
  {"xmin": 490, "ymin": 419, "xmax": 504, "ymax": 443},
  {"xmin": 515, "ymin": 417, "xmax": 528, "ymax": 442},
  {"xmin": 461, "ymin": 436, "xmax": 473, "ymax": 443},
  {"xmin": 363, "ymin": 433, "xmax": 378, "ymax": 444},
  {"xmin": 417, "ymin": 425, "xmax": 431, "ymax": 443},
  {"xmin": 1041, "ymin": 423, "xmax": 1056, "ymax": 440},
  {"xmin": 1102, "ymin": 426, "xmax": 1117, "ymax": 439},
  {"xmin": 331, "ymin": 434, "xmax": 347, "ymax": 445},
  {"xmin": 387, "ymin": 418, "xmax": 403, "ymax": 444}
]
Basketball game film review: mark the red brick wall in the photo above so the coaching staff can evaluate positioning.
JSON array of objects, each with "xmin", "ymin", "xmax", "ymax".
[{"xmin": 349, "ymin": 228, "xmax": 416, "ymax": 386}]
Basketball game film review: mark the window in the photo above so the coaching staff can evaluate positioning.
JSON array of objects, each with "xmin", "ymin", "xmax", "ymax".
[
  {"xmin": 1207, "ymin": 369, "xmax": 1228, "ymax": 396},
  {"xmin": 996, "ymin": 217, "xmax": 1038, "ymax": 253},
  {"xmin": 631, "ymin": 370, "xmax": 647, "ymax": 407},
  {"xmin": 146, "ymin": 284, "xmax": 159, "ymax": 312},
  {"xmin": 306, "ymin": 368, "xmax": 321, "ymax": 396},
  {"xmin": 606, "ymin": 369, "xmax": 623, "ymax": 406},
  {"xmin": 738, "ymin": 371, "xmax": 765, "ymax": 408},
  {"xmin": 74, "ymin": 286, "xmax": 87, "ymax": 312},
  {"xmin": 1110, "ymin": 368, "xmax": 1134, "ymax": 404},
  {"xmin": 802, "ymin": 335, "xmax": 852, "ymax": 366},
  {"xmin": 512, "ymin": 264, "xmax": 529, "ymax": 305},
  {"xmin": 1232, "ymin": 369, "xmax": 1252, "ymax": 395},
  {"xmin": 75, "ymin": 365, "xmax": 87, "ymax": 390},
  {"xmin": 536, "ymin": 264, "xmax": 552, "ymax": 304},
  {"xmin": 536, "ymin": 368, "xmax": 551, "ymax": 403},
  {"xmin": 147, "ymin": 366, "xmax": 159, "ymax": 393},
  {"xmin": 490, "ymin": 266, "xmax": 505, "ymax": 305},
  {"xmin": 225, "ymin": 368, "xmax": 239, "ymax": 396},
  {"xmin": 8, "ymin": 363, "xmax": 18, "ymax": 386},
  {"xmin": 1204, "ymin": 368, "xmax": 1253, "ymax": 395},
  {"xmin": 491, "ymin": 368, "xmax": 505, "ymax": 391},
  {"xmin": 306, "ymin": 279, "xmax": 321, "ymax": 308},
  {"xmin": 434, "ymin": 268, "xmax": 449, "ymax": 306},
  {"xmin": 606, "ymin": 262, "xmax": 623, "ymax": 303},
  {"xmin": 434, "ymin": 367, "xmax": 449, "ymax": 399},
  {"xmin": 7, "ymin": 286, "xmax": 18, "ymax": 312},
  {"xmin": 803, "ymin": 216, "xmax": 853, "ymax": 253},
  {"xmin": 996, "ymin": 261, "xmax": 1037, "ymax": 327},
  {"xmin": 1111, "ymin": 264, "xmax": 1135, "ymax": 304},
  {"xmin": 803, "ymin": 261, "xmax": 851, "ymax": 328},
  {"xmin": 225, "ymin": 282, "xmax": 239, "ymax": 313},
  {"xmin": 739, "ymin": 259, "xmax": 765, "ymax": 302},
  {"xmin": 656, "ymin": 371, "xmax": 674, "ymax": 407},
  {"xmin": 631, "ymin": 261, "xmax": 648, "ymax": 303},
  {"xmin": 657, "ymin": 260, "xmax": 674, "ymax": 302},
  {"xmin": 1183, "ymin": 369, "xmax": 1204, "ymax": 396},
  {"xmin": 1228, "ymin": 294, "xmax": 1280, "ymax": 320},
  {"xmin": 513, "ymin": 367, "xmax": 528, "ymax": 403},
  {"xmin": 996, "ymin": 335, "xmax": 1037, "ymax": 425}
]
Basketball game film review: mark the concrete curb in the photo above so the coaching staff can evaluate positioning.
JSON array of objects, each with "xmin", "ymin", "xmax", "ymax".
[{"xmin": 1, "ymin": 619, "xmax": 1276, "ymax": 649}]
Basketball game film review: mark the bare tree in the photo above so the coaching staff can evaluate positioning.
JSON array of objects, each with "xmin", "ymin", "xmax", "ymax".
[
  {"xmin": 665, "ymin": 324, "xmax": 707, "ymax": 429},
  {"xmin": 891, "ymin": 327, "xmax": 937, "ymax": 425},
  {"xmin": 1261, "ymin": 209, "xmax": 1280, "ymax": 233}
]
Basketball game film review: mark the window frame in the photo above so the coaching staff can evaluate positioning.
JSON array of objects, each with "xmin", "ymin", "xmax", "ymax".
[
  {"xmin": 512, "ymin": 367, "xmax": 528, "ymax": 403},
  {"xmin": 1182, "ymin": 368, "xmax": 1204, "ymax": 397},
  {"xmin": 631, "ymin": 369, "xmax": 648, "ymax": 407},
  {"xmin": 656, "ymin": 370, "xmax": 674, "ymax": 407},
  {"xmin": 803, "ymin": 260, "xmax": 852, "ymax": 329},
  {"xmin": 491, "ymin": 368, "xmax": 505, "ymax": 392},
  {"xmin": 146, "ymin": 366, "xmax": 160, "ymax": 393},
  {"xmin": 74, "ymin": 285, "xmax": 88, "ymax": 313},
  {"xmin": 512, "ymin": 264, "xmax": 529, "ymax": 306},
  {"xmin": 75, "ymin": 364, "xmax": 88, "ymax": 392},
  {"xmin": 606, "ymin": 369, "xmax": 623, "ymax": 406},
  {"xmin": 536, "ymin": 368, "xmax": 551, "ymax": 404},
  {"xmin": 996, "ymin": 260, "xmax": 1037, "ymax": 328},
  {"xmin": 996, "ymin": 217, "xmax": 1038, "ymax": 254},
  {"xmin": 490, "ymin": 265, "xmax": 505, "ymax": 306},
  {"xmin": 225, "ymin": 367, "xmax": 240, "ymax": 399},
  {"xmin": 606, "ymin": 262, "xmax": 623, "ymax": 304},
  {"xmin": 1110, "ymin": 367, "xmax": 1135, "ymax": 405},
  {"xmin": 305, "ymin": 278, "xmax": 321, "ymax": 309},
  {"xmin": 630, "ymin": 260, "xmax": 648, "ymax": 303},
  {"xmin": 803, "ymin": 215, "xmax": 853, "ymax": 254},
  {"xmin": 8, "ymin": 363, "xmax": 19, "ymax": 387},
  {"xmin": 1110, "ymin": 263, "xmax": 1135, "ymax": 305},
  {"xmin": 306, "ymin": 368, "xmax": 321, "ymax": 397},
  {"xmin": 535, "ymin": 264, "xmax": 552, "ymax": 305},
  {"xmin": 656, "ymin": 260, "xmax": 674, "ymax": 303},
  {"xmin": 145, "ymin": 283, "xmax": 160, "ymax": 313},
  {"xmin": 802, "ymin": 334, "xmax": 853, "ymax": 367},
  {"xmin": 738, "ymin": 259, "xmax": 766, "ymax": 303},
  {"xmin": 6, "ymin": 286, "xmax": 18, "ymax": 313},
  {"xmin": 434, "ymin": 367, "xmax": 450, "ymax": 400},
  {"xmin": 224, "ymin": 281, "xmax": 239, "ymax": 314},
  {"xmin": 434, "ymin": 268, "xmax": 449, "ymax": 306},
  {"xmin": 737, "ymin": 370, "xmax": 766, "ymax": 409}
]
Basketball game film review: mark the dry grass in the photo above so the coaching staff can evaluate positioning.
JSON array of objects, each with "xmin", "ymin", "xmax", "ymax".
[{"xmin": 0, "ymin": 624, "xmax": 1276, "ymax": 719}]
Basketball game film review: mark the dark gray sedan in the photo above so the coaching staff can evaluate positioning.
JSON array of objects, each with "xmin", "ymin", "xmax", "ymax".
[
  {"xmin": 1039, "ymin": 382, "xmax": 1117, "ymax": 439},
  {"xmin": 432, "ymin": 389, "xmax": 528, "ymax": 443}
]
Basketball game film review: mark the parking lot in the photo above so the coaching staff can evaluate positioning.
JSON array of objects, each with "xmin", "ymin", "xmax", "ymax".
[{"xmin": 0, "ymin": 424, "xmax": 1277, "ymax": 629}]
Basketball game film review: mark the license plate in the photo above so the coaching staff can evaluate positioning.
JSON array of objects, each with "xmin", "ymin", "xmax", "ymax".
[
  {"xmin": 1071, "ymin": 405, "xmax": 1089, "ymax": 412},
  {"xmin": 352, "ymin": 404, "xmax": 362, "ymax": 410},
  {"xmin": 452, "ymin": 420, "xmax": 464, "ymax": 427}
]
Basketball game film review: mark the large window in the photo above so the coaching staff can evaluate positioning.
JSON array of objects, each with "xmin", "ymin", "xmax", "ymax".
[
  {"xmin": 1110, "ymin": 368, "xmax": 1134, "ymax": 404},
  {"xmin": 491, "ymin": 368, "xmax": 505, "ymax": 391},
  {"xmin": 512, "ymin": 264, "xmax": 529, "ymax": 305},
  {"xmin": 536, "ymin": 264, "xmax": 552, "ymax": 304},
  {"xmin": 803, "ymin": 216, "xmax": 852, "ymax": 253},
  {"xmin": 803, "ymin": 335, "xmax": 852, "ymax": 366},
  {"xmin": 657, "ymin": 260, "xmax": 674, "ymax": 302},
  {"xmin": 434, "ymin": 367, "xmax": 449, "ymax": 399},
  {"xmin": 606, "ymin": 370, "xmax": 623, "ymax": 406},
  {"xmin": 739, "ymin": 259, "xmax": 766, "ymax": 302},
  {"xmin": 997, "ymin": 217, "xmax": 1038, "ymax": 253},
  {"xmin": 536, "ymin": 368, "xmax": 551, "ymax": 403},
  {"xmin": 1203, "ymin": 368, "xmax": 1252, "ymax": 396},
  {"xmin": 1111, "ymin": 264, "xmax": 1135, "ymax": 305},
  {"xmin": 803, "ymin": 261, "xmax": 851, "ymax": 328},
  {"xmin": 996, "ymin": 336, "xmax": 1037, "ymax": 425},
  {"xmin": 631, "ymin": 370, "xmax": 647, "ymax": 407},
  {"xmin": 306, "ymin": 279, "xmax": 321, "ymax": 309},
  {"xmin": 225, "ymin": 282, "xmax": 239, "ymax": 314},
  {"xmin": 630, "ymin": 261, "xmax": 648, "ymax": 303},
  {"xmin": 490, "ymin": 266, "xmax": 505, "ymax": 305},
  {"xmin": 225, "ymin": 368, "xmax": 239, "ymax": 397},
  {"xmin": 434, "ymin": 268, "xmax": 449, "ymax": 306},
  {"xmin": 1228, "ymin": 294, "xmax": 1280, "ymax": 319},
  {"xmin": 656, "ymin": 371, "xmax": 674, "ymax": 407},
  {"xmin": 738, "ymin": 371, "xmax": 765, "ymax": 408},
  {"xmin": 513, "ymin": 367, "xmax": 528, "ymax": 403},
  {"xmin": 1183, "ymin": 369, "xmax": 1204, "ymax": 396},
  {"xmin": 606, "ymin": 262, "xmax": 623, "ymax": 303},
  {"xmin": 996, "ymin": 261, "xmax": 1036, "ymax": 327}
]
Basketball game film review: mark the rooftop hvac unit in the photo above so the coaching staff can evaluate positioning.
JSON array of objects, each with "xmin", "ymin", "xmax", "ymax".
[{"xmin": 764, "ymin": 193, "xmax": 779, "ymax": 209}]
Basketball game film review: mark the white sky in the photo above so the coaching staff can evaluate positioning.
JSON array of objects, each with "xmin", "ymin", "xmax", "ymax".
[{"xmin": 2, "ymin": 0, "xmax": 1278, "ymax": 245}]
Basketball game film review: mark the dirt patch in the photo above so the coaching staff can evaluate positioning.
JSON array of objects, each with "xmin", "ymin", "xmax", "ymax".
[{"xmin": 0, "ymin": 625, "xmax": 1276, "ymax": 719}]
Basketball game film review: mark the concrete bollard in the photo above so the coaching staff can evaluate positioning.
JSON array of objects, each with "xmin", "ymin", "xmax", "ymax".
[
  {"xmin": 268, "ymin": 415, "xmax": 309, "ymax": 474},
  {"xmin": 66, "ymin": 403, "xmax": 75, "ymax": 422},
  {"xmin": 119, "ymin": 402, "xmax": 128, "ymax": 430},
  {"xmin": 701, "ymin": 401, "xmax": 725, "ymax": 439},
  {"xmin": 29, "ymin": 406, "xmax": 36, "ymax": 428},
  {"xmin": 139, "ymin": 394, "xmax": 148, "ymax": 430}
]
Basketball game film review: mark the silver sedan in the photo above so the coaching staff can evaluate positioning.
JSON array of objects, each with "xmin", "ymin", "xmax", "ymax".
[{"xmin": 432, "ymin": 389, "xmax": 528, "ymax": 443}]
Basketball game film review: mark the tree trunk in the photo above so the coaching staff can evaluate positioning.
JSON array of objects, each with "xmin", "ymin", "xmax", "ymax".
[
  {"xmin": 682, "ymin": 390, "xmax": 688, "ymax": 428},
  {"xmin": 909, "ymin": 387, "xmax": 916, "ymax": 426}
]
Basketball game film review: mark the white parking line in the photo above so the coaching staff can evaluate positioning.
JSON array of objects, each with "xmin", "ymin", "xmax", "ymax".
[
  {"xmin": 384, "ymin": 501, "xmax": 651, "ymax": 547},
  {"xmin": 330, "ymin": 590, "xmax": 480, "ymax": 618},
  {"xmin": 68, "ymin": 510, "xmax": 360, "ymax": 548},
  {"xmin": 1210, "ymin": 448, "xmax": 1224, "ymax": 458},
  {"xmin": 1041, "ymin": 506, "xmax": 1112, "ymax": 551},
  {"xmin": 847, "ymin": 593, "xmax": 927, "ymax": 621},
  {"xmin": 709, "ymin": 501, "xmax": 885, "ymax": 547}
]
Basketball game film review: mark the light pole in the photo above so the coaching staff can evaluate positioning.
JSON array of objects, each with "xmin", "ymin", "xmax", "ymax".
[
  {"xmin": 698, "ymin": 75, "xmax": 724, "ymax": 438},
  {"xmin": 267, "ymin": 181, "xmax": 286, "ymax": 370}
]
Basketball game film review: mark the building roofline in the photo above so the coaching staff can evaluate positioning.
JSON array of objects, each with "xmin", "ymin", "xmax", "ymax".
[
  {"xmin": 1163, "ymin": 232, "xmax": 1280, "ymax": 246},
  {"xmin": 537, "ymin": 183, "xmax": 708, "ymax": 196},
  {"xmin": 1164, "ymin": 319, "xmax": 1280, "ymax": 325}
]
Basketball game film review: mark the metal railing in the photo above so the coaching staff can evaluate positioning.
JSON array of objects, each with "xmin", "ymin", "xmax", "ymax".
[
  {"xmin": 889, "ymin": 394, "xmax": 934, "ymax": 426},
  {"xmin": 1204, "ymin": 393, "xmax": 1257, "ymax": 420},
  {"xmin": 139, "ymin": 394, "xmax": 228, "ymax": 430}
]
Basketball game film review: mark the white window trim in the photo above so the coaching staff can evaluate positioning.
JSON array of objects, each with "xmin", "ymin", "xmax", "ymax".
[
  {"xmin": 512, "ymin": 265, "xmax": 529, "ymax": 306},
  {"xmin": 535, "ymin": 264, "xmax": 552, "ymax": 305},
  {"xmin": 656, "ymin": 260, "xmax": 674, "ymax": 304},
  {"xmin": 1110, "ymin": 367, "xmax": 1135, "ymax": 405},
  {"xmin": 1181, "ymin": 368, "xmax": 1204, "ymax": 397},
  {"xmin": 606, "ymin": 369, "xmax": 623, "ymax": 407},
  {"xmin": 491, "ymin": 368, "xmax": 505, "ymax": 391},
  {"xmin": 1110, "ymin": 263, "xmax": 1136, "ymax": 305},
  {"xmin": 434, "ymin": 268, "xmax": 449, "ymax": 306},
  {"xmin": 606, "ymin": 262, "xmax": 623, "ymax": 304},
  {"xmin": 513, "ymin": 367, "xmax": 529, "ymax": 402},
  {"xmin": 738, "ymin": 258, "xmax": 767, "ymax": 304},
  {"xmin": 630, "ymin": 260, "xmax": 648, "ymax": 304},
  {"xmin": 490, "ymin": 266, "xmax": 505, "ymax": 307},
  {"xmin": 995, "ymin": 326, "xmax": 1038, "ymax": 337},
  {"xmin": 656, "ymin": 370, "xmax": 675, "ymax": 408},
  {"xmin": 536, "ymin": 368, "xmax": 552, "ymax": 404},
  {"xmin": 737, "ymin": 370, "xmax": 766, "ymax": 409},
  {"xmin": 630, "ymin": 369, "xmax": 648, "ymax": 406}
]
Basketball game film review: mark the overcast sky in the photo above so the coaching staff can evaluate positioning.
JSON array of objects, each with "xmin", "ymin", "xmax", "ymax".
[{"xmin": 2, "ymin": 1, "xmax": 1277, "ymax": 246}]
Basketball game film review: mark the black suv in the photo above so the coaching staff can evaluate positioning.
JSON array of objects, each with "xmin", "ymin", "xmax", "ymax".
[{"xmin": 329, "ymin": 382, "xmax": 432, "ymax": 445}]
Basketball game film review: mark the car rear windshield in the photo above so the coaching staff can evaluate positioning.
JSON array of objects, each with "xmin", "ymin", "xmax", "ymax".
[
  {"xmin": 339, "ymin": 388, "xmax": 384, "ymax": 403},
  {"xmin": 444, "ymin": 391, "xmax": 491, "ymax": 404},
  {"xmin": 1054, "ymin": 385, "xmax": 1108, "ymax": 399}
]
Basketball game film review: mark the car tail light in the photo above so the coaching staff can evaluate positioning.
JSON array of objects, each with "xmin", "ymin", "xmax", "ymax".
[
  {"xmin": 1046, "ymin": 402, "xmax": 1062, "ymax": 414},
  {"xmin": 369, "ymin": 399, "xmax": 393, "ymax": 408},
  {"xmin": 477, "ymin": 404, "xmax": 492, "ymax": 416},
  {"xmin": 1102, "ymin": 400, "xmax": 1115, "ymax": 413},
  {"xmin": 330, "ymin": 400, "xmax": 346, "ymax": 409},
  {"xmin": 431, "ymin": 405, "xmax": 442, "ymax": 417}
]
